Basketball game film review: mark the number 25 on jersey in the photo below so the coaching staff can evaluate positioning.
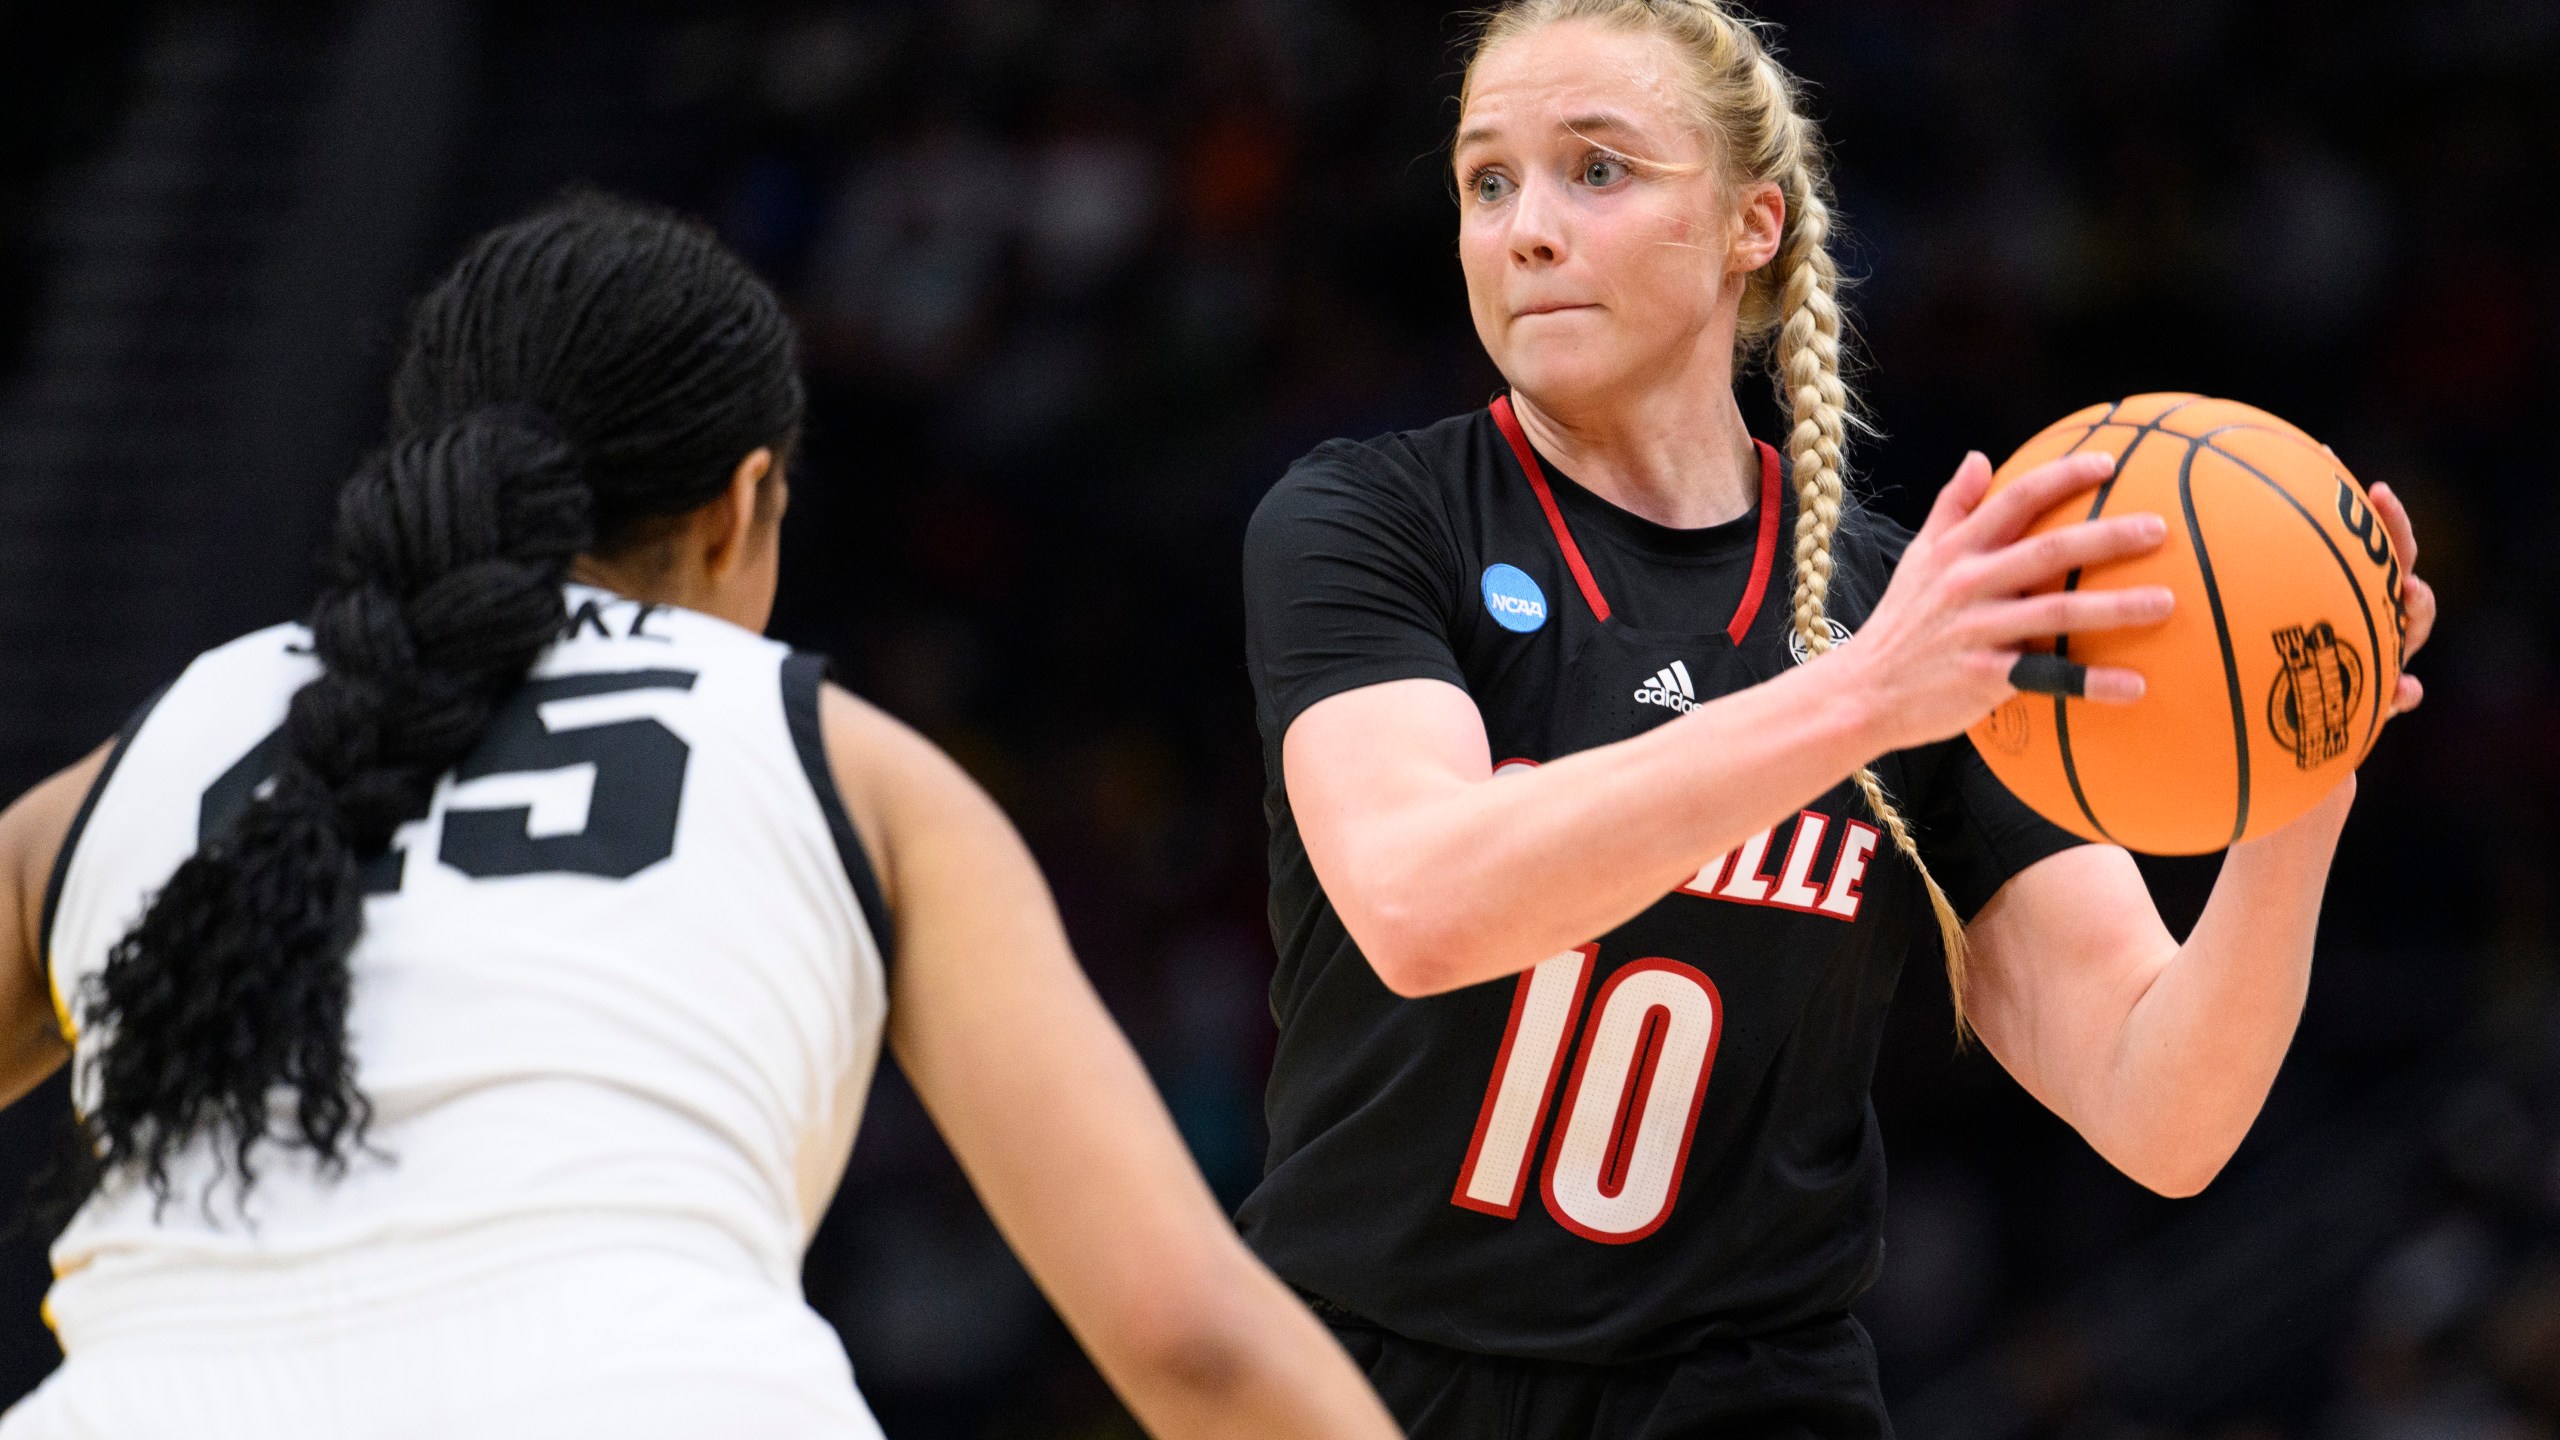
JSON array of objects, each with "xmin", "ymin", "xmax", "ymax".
[{"xmin": 1451, "ymin": 947, "xmax": 1723, "ymax": 1244}]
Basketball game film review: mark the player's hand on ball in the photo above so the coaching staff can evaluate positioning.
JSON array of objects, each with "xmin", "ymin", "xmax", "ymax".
[
  {"xmin": 1838, "ymin": 449, "xmax": 2173, "ymax": 751},
  {"xmin": 2367, "ymin": 481, "xmax": 2433, "ymax": 715}
]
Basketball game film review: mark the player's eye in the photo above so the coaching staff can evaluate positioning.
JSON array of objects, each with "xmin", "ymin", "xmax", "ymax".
[
  {"xmin": 1580, "ymin": 154, "xmax": 1630, "ymax": 188},
  {"xmin": 1468, "ymin": 167, "xmax": 1513, "ymax": 204}
]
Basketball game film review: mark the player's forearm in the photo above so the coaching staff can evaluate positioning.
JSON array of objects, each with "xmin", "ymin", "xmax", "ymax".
[
  {"xmin": 1105, "ymin": 1254, "xmax": 1399, "ymax": 1439},
  {"xmin": 913, "ymin": 1008, "xmax": 1395, "ymax": 1437},
  {"xmin": 2084, "ymin": 782, "xmax": 2349, "ymax": 1195},
  {"xmin": 1343, "ymin": 655, "xmax": 1887, "ymax": 995}
]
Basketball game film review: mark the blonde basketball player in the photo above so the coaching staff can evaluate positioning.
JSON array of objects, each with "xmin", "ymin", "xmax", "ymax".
[
  {"xmin": 1233, "ymin": 3, "xmax": 2437, "ymax": 1434},
  {"xmin": 0, "ymin": 196, "xmax": 1397, "ymax": 1439}
]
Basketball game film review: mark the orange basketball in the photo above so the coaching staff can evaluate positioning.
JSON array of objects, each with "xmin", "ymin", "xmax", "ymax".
[{"xmin": 1967, "ymin": 393, "xmax": 2407, "ymax": 854}]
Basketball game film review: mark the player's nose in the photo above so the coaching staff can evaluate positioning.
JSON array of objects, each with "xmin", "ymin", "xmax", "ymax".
[{"xmin": 1507, "ymin": 176, "xmax": 1569, "ymax": 267}]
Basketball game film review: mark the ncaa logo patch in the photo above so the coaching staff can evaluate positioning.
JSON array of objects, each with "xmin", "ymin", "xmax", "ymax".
[{"xmin": 1481, "ymin": 564, "xmax": 1549, "ymax": 634}]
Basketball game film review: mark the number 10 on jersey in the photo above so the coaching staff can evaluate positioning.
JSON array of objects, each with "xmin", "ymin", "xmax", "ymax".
[{"xmin": 1451, "ymin": 947, "xmax": 1723, "ymax": 1244}]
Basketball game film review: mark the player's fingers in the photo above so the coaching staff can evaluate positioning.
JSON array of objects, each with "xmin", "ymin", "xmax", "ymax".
[
  {"xmin": 2007, "ymin": 652, "xmax": 2084, "ymax": 696},
  {"xmin": 2370, "ymin": 483, "xmax": 2420, "ymax": 573},
  {"xmin": 1978, "ymin": 585, "xmax": 2174, "ymax": 643},
  {"xmin": 1960, "ymin": 513, "xmax": 2166, "ymax": 598},
  {"xmin": 2391, "ymin": 672, "xmax": 2425, "ymax": 716},
  {"xmin": 2400, "ymin": 573, "xmax": 2438, "ymax": 658},
  {"xmin": 1921, "ymin": 452, "xmax": 1995, "ymax": 535},
  {"xmin": 1957, "ymin": 452, "xmax": 2119, "ymax": 550},
  {"xmin": 2004, "ymin": 653, "xmax": 2146, "ymax": 704},
  {"xmin": 2079, "ymin": 666, "xmax": 2147, "ymax": 705}
]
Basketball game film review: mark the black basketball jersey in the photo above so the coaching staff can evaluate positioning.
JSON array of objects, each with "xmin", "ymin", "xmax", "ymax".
[{"xmin": 1237, "ymin": 402, "xmax": 2085, "ymax": 1367}]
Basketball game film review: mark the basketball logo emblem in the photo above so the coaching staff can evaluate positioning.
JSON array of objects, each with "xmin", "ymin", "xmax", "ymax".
[
  {"xmin": 1983, "ymin": 696, "xmax": 2032, "ymax": 755},
  {"xmin": 2267, "ymin": 622, "xmax": 2363, "ymax": 770}
]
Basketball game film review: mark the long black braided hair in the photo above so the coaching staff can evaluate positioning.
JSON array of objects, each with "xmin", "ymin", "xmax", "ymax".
[{"xmin": 75, "ymin": 192, "xmax": 804, "ymax": 1208}]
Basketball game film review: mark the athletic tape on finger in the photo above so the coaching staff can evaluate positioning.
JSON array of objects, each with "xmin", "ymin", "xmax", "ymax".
[{"xmin": 2009, "ymin": 653, "xmax": 2088, "ymax": 698}]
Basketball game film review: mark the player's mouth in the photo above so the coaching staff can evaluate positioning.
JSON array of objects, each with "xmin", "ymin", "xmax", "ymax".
[{"xmin": 1514, "ymin": 302, "xmax": 1599, "ymax": 318}]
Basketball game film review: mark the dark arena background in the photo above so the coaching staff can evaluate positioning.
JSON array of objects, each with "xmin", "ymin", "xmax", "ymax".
[{"xmin": 4, "ymin": 2, "xmax": 2557, "ymax": 1435}]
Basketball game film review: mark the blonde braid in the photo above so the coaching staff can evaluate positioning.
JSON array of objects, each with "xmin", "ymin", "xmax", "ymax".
[
  {"xmin": 1762, "ymin": 87, "xmax": 1975, "ymax": 1038},
  {"xmin": 1464, "ymin": 0, "xmax": 1977, "ymax": 1035}
]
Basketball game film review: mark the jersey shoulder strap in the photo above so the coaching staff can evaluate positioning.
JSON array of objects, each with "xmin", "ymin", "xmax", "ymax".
[{"xmin": 776, "ymin": 651, "xmax": 894, "ymax": 964}]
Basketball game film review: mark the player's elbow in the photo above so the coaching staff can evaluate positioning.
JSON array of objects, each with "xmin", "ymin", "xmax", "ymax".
[
  {"xmin": 1360, "ymin": 930, "xmax": 1440, "ymax": 998},
  {"xmin": 1367, "ymin": 953, "xmax": 1442, "ymax": 999},
  {"xmin": 2110, "ymin": 1133, "xmax": 2236, "ymax": 1199},
  {"xmin": 1313, "ymin": 824, "xmax": 1489, "ymax": 997},
  {"xmin": 1345, "ymin": 898, "xmax": 1466, "ymax": 998},
  {"xmin": 2131, "ymin": 1160, "xmax": 2221, "ymax": 1200}
]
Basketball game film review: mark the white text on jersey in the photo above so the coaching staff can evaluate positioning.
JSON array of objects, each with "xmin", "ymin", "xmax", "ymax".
[{"xmin": 1675, "ymin": 807, "xmax": 1878, "ymax": 922}]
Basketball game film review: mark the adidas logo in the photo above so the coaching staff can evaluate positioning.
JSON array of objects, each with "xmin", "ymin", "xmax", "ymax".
[{"xmin": 1634, "ymin": 660, "xmax": 1700, "ymax": 714}]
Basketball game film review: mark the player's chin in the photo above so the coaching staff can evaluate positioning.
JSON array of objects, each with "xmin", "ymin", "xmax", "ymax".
[{"xmin": 1496, "ymin": 339, "xmax": 1637, "ymax": 409}]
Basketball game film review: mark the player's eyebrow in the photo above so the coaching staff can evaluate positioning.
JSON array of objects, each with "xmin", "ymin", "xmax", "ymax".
[
  {"xmin": 1456, "ymin": 111, "xmax": 1648, "ymax": 151},
  {"xmin": 1559, "ymin": 112, "xmax": 1641, "ymax": 140}
]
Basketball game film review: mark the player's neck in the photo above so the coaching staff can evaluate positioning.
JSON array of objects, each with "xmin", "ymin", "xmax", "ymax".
[
  {"xmin": 1507, "ymin": 382, "xmax": 1759, "ymax": 532},
  {"xmin": 568, "ymin": 553, "xmax": 768, "ymax": 634}
]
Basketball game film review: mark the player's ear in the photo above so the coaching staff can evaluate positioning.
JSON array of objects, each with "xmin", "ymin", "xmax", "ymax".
[
  {"xmin": 1729, "ymin": 180, "xmax": 1784, "ymax": 276},
  {"xmin": 700, "ymin": 447, "xmax": 776, "ymax": 582}
]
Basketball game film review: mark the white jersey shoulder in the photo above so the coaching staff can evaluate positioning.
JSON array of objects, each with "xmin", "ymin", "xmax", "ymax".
[{"xmin": 43, "ymin": 586, "xmax": 889, "ymax": 1305}]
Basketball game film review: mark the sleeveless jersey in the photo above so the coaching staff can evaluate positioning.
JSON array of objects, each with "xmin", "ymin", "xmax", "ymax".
[
  {"xmin": 40, "ymin": 585, "xmax": 893, "ymax": 1319},
  {"xmin": 1238, "ymin": 403, "xmax": 2084, "ymax": 1367}
]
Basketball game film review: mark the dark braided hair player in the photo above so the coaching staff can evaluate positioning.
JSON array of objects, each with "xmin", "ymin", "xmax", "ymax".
[
  {"xmin": 1237, "ymin": 4, "xmax": 2439, "ymax": 1437},
  {"xmin": 0, "ymin": 195, "xmax": 1397, "ymax": 1440}
]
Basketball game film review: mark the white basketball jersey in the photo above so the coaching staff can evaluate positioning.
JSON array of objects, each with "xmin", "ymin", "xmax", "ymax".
[{"xmin": 41, "ymin": 585, "xmax": 891, "ymax": 1312}]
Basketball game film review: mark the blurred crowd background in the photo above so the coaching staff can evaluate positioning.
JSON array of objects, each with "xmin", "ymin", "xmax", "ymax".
[{"xmin": 3, "ymin": 0, "xmax": 2557, "ymax": 1435}]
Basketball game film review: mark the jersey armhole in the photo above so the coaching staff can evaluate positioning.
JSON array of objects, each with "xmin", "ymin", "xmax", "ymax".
[
  {"xmin": 37, "ymin": 681, "xmax": 172, "ymax": 1024},
  {"xmin": 780, "ymin": 652, "xmax": 897, "ymax": 971}
]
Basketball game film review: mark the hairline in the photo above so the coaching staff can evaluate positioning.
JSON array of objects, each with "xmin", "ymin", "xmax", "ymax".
[{"xmin": 1454, "ymin": 16, "xmax": 1738, "ymax": 181}]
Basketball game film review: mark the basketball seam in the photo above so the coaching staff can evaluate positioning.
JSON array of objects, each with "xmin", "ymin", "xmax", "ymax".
[
  {"xmin": 2176, "ymin": 439, "xmax": 2251, "ymax": 846},
  {"xmin": 2047, "ymin": 402, "xmax": 2126, "ymax": 842},
  {"xmin": 2197, "ymin": 429, "xmax": 2388, "ymax": 762},
  {"xmin": 2043, "ymin": 422, "xmax": 2103, "ymax": 454},
  {"xmin": 2163, "ymin": 415, "xmax": 2332, "ymax": 471},
  {"xmin": 2046, "ymin": 398, "xmax": 2194, "ymax": 846}
]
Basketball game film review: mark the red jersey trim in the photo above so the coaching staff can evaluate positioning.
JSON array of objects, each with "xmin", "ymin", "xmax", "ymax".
[
  {"xmin": 1490, "ymin": 395, "xmax": 1610, "ymax": 624},
  {"xmin": 1727, "ymin": 439, "xmax": 1784, "ymax": 645},
  {"xmin": 1488, "ymin": 395, "xmax": 1784, "ymax": 644}
]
